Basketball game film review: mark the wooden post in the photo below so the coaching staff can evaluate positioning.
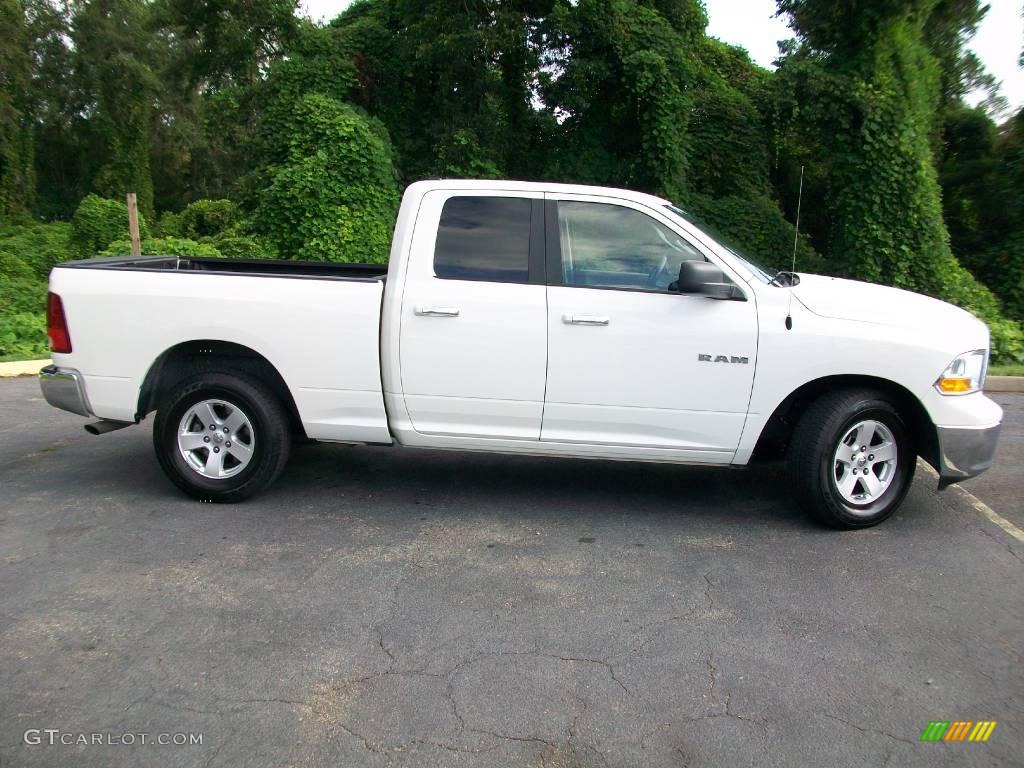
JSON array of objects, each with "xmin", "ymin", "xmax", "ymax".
[{"xmin": 126, "ymin": 192, "xmax": 141, "ymax": 257}]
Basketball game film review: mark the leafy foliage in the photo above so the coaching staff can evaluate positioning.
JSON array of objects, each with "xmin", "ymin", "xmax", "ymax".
[
  {"xmin": 165, "ymin": 199, "xmax": 243, "ymax": 239},
  {"xmin": 771, "ymin": 0, "xmax": 1024, "ymax": 360},
  {"xmin": 686, "ymin": 194, "xmax": 824, "ymax": 274},
  {"xmin": 153, "ymin": 198, "xmax": 275, "ymax": 257},
  {"xmin": 939, "ymin": 260, "xmax": 1024, "ymax": 363},
  {"xmin": 69, "ymin": 194, "xmax": 150, "ymax": 258},
  {"xmin": 0, "ymin": 258, "xmax": 49, "ymax": 358},
  {"xmin": 71, "ymin": 0, "xmax": 159, "ymax": 218},
  {"xmin": 252, "ymin": 93, "xmax": 399, "ymax": 263},
  {"xmin": 0, "ymin": 221, "xmax": 72, "ymax": 277},
  {"xmin": 0, "ymin": 306, "xmax": 47, "ymax": 358},
  {"xmin": 204, "ymin": 234, "xmax": 277, "ymax": 259},
  {"xmin": 0, "ymin": 219, "xmax": 72, "ymax": 359},
  {"xmin": 331, "ymin": 0, "xmax": 552, "ymax": 182},
  {"xmin": 0, "ymin": 251, "xmax": 33, "ymax": 281},
  {"xmin": 0, "ymin": 0, "xmax": 35, "ymax": 219},
  {"xmin": 99, "ymin": 236, "xmax": 221, "ymax": 258},
  {"xmin": 939, "ymin": 107, "xmax": 1024, "ymax": 324},
  {"xmin": 540, "ymin": 0, "xmax": 703, "ymax": 201},
  {"xmin": 27, "ymin": 0, "xmax": 82, "ymax": 219},
  {"xmin": 924, "ymin": 0, "xmax": 1002, "ymax": 110},
  {"xmin": 152, "ymin": 0, "xmax": 300, "ymax": 91},
  {"xmin": 777, "ymin": 3, "xmax": 948, "ymax": 292}
]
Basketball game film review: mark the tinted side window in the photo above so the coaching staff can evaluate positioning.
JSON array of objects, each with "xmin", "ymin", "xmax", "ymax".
[
  {"xmin": 557, "ymin": 201, "xmax": 704, "ymax": 291},
  {"xmin": 434, "ymin": 196, "xmax": 531, "ymax": 282}
]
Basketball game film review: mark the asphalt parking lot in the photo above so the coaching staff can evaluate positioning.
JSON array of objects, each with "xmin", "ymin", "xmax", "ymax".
[{"xmin": 1, "ymin": 378, "xmax": 1021, "ymax": 767}]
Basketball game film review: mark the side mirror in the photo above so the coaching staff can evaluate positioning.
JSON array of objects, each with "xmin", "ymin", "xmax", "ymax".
[{"xmin": 676, "ymin": 260, "xmax": 734, "ymax": 299}]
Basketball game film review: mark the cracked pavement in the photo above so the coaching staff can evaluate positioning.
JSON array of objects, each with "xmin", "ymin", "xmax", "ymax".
[{"xmin": 0, "ymin": 378, "xmax": 1021, "ymax": 767}]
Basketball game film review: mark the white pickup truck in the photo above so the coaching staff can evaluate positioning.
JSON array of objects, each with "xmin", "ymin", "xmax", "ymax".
[{"xmin": 40, "ymin": 180, "xmax": 1002, "ymax": 528}]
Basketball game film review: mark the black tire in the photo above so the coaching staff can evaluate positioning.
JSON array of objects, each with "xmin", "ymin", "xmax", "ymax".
[
  {"xmin": 788, "ymin": 389, "xmax": 915, "ymax": 529},
  {"xmin": 153, "ymin": 371, "xmax": 291, "ymax": 502}
]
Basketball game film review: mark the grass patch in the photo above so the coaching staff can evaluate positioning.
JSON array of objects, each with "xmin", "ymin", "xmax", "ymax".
[{"xmin": 989, "ymin": 363, "xmax": 1024, "ymax": 377}]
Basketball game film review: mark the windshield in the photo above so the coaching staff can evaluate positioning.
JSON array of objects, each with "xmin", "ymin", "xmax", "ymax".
[{"xmin": 664, "ymin": 205, "xmax": 774, "ymax": 283}]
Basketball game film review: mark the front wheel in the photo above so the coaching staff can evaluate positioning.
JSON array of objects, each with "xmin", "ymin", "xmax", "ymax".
[
  {"xmin": 153, "ymin": 371, "xmax": 291, "ymax": 502},
  {"xmin": 788, "ymin": 389, "xmax": 915, "ymax": 529}
]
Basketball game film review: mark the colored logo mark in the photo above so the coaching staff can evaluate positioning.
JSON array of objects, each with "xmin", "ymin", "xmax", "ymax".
[{"xmin": 920, "ymin": 721, "xmax": 997, "ymax": 742}]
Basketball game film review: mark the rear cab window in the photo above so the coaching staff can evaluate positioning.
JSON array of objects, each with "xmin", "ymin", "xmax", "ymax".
[{"xmin": 433, "ymin": 196, "xmax": 533, "ymax": 282}]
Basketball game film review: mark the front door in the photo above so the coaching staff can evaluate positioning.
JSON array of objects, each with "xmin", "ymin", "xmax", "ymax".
[
  {"xmin": 398, "ymin": 191, "xmax": 547, "ymax": 439},
  {"xmin": 542, "ymin": 195, "xmax": 758, "ymax": 455}
]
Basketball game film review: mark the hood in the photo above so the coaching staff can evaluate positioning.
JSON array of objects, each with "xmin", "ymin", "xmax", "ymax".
[{"xmin": 790, "ymin": 274, "xmax": 983, "ymax": 334}]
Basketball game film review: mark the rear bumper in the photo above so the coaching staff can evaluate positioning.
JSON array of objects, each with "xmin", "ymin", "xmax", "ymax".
[
  {"xmin": 39, "ymin": 365, "xmax": 93, "ymax": 417},
  {"xmin": 935, "ymin": 423, "xmax": 1001, "ymax": 489}
]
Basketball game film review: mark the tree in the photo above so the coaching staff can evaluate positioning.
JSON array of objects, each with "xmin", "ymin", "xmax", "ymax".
[
  {"xmin": 146, "ymin": 0, "xmax": 303, "ymax": 209},
  {"xmin": 26, "ymin": 0, "xmax": 84, "ymax": 219},
  {"xmin": 775, "ymin": 0, "xmax": 1023, "ymax": 360},
  {"xmin": 251, "ymin": 93, "xmax": 399, "ymax": 263},
  {"xmin": 938, "ymin": 105, "xmax": 998, "ymax": 259},
  {"xmin": 540, "ymin": 0, "xmax": 705, "ymax": 200},
  {"xmin": 0, "ymin": 0, "xmax": 36, "ymax": 218},
  {"xmin": 153, "ymin": 0, "xmax": 300, "ymax": 91},
  {"xmin": 333, "ymin": 0, "xmax": 551, "ymax": 181},
  {"xmin": 923, "ymin": 0, "xmax": 1000, "ymax": 111},
  {"xmin": 776, "ymin": 1, "xmax": 952, "ymax": 292},
  {"xmin": 942, "ymin": 108, "xmax": 1024, "ymax": 322},
  {"xmin": 71, "ymin": 0, "xmax": 158, "ymax": 217}
]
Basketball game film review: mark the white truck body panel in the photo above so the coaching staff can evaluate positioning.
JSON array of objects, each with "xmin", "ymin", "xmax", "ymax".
[
  {"xmin": 49, "ymin": 267, "xmax": 391, "ymax": 442},
  {"xmin": 44, "ymin": 178, "xmax": 1002, "ymax": 488},
  {"xmin": 541, "ymin": 190, "xmax": 757, "ymax": 453},
  {"xmin": 542, "ymin": 285, "xmax": 755, "ymax": 451},
  {"xmin": 732, "ymin": 288, "xmax": 1000, "ymax": 465},
  {"xmin": 396, "ymin": 188, "xmax": 548, "ymax": 439}
]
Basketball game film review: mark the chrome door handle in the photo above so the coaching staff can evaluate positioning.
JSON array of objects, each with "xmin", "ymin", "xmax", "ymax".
[
  {"xmin": 564, "ymin": 314, "xmax": 609, "ymax": 326},
  {"xmin": 415, "ymin": 306, "xmax": 460, "ymax": 317}
]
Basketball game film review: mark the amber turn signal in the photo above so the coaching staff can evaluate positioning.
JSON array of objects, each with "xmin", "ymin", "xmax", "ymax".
[{"xmin": 936, "ymin": 377, "xmax": 973, "ymax": 394}]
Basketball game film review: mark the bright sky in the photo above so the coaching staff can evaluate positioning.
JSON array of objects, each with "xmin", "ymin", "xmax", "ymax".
[{"xmin": 301, "ymin": 0, "xmax": 1024, "ymax": 114}]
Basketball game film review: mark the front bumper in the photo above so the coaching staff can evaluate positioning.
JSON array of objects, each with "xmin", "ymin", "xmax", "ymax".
[
  {"xmin": 39, "ymin": 365, "xmax": 93, "ymax": 417},
  {"xmin": 935, "ymin": 423, "xmax": 1001, "ymax": 489}
]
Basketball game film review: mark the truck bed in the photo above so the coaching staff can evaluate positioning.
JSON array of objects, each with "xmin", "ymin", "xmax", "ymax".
[
  {"xmin": 57, "ymin": 255, "xmax": 387, "ymax": 281},
  {"xmin": 48, "ymin": 253, "xmax": 391, "ymax": 441}
]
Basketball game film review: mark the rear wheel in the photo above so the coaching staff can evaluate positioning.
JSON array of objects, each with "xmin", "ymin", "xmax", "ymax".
[
  {"xmin": 153, "ymin": 371, "xmax": 291, "ymax": 502},
  {"xmin": 788, "ymin": 389, "xmax": 915, "ymax": 529}
]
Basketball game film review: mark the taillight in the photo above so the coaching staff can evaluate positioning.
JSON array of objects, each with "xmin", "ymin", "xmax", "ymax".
[{"xmin": 47, "ymin": 292, "xmax": 72, "ymax": 354}]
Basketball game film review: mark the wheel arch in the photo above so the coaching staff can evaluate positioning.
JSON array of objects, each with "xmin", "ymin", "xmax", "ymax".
[
  {"xmin": 752, "ymin": 374, "xmax": 939, "ymax": 470},
  {"xmin": 136, "ymin": 340, "xmax": 306, "ymax": 438}
]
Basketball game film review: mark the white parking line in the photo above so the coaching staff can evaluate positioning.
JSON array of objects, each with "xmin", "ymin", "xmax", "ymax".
[
  {"xmin": 954, "ymin": 488, "xmax": 1024, "ymax": 544},
  {"xmin": 918, "ymin": 460, "xmax": 1024, "ymax": 544}
]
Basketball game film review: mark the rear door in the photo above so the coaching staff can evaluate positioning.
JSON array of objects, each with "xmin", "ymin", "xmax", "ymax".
[
  {"xmin": 541, "ymin": 194, "xmax": 758, "ymax": 454},
  {"xmin": 398, "ymin": 190, "xmax": 548, "ymax": 439}
]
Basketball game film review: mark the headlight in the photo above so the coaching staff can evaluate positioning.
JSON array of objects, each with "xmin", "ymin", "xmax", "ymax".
[{"xmin": 935, "ymin": 350, "xmax": 987, "ymax": 395}]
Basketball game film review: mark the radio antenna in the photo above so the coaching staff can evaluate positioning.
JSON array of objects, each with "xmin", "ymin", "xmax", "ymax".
[{"xmin": 785, "ymin": 164, "xmax": 805, "ymax": 330}]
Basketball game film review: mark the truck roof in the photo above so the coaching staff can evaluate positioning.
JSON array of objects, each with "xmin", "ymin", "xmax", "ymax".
[{"xmin": 404, "ymin": 178, "xmax": 674, "ymax": 209}]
